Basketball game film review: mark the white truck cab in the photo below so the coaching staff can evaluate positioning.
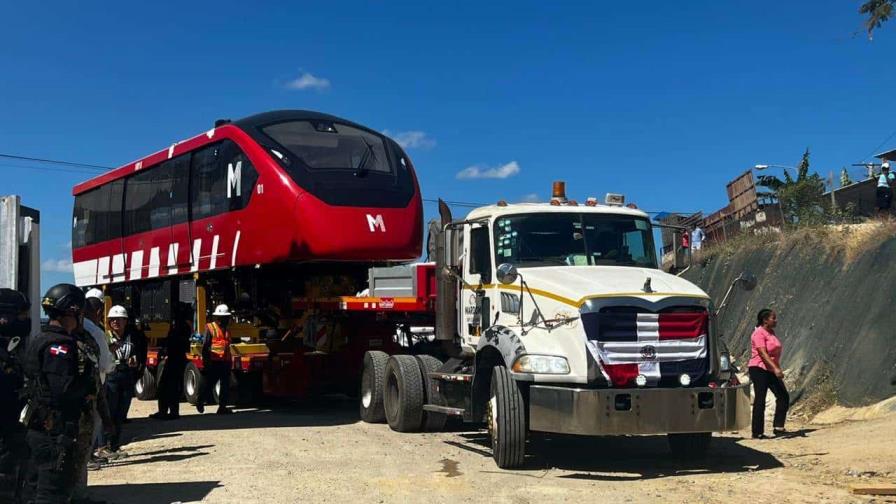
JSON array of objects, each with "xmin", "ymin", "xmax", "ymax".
[{"xmin": 360, "ymin": 184, "xmax": 752, "ymax": 469}]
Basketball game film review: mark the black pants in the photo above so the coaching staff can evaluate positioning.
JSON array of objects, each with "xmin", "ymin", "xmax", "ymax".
[
  {"xmin": 0, "ymin": 417, "xmax": 28, "ymax": 502},
  {"xmin": 198, "ymin": 361, "xmax": 230, "ymax": 411},
  {"xmin": 749, "ymin": 366, "xmax": 789, "ymax": 436},
  {"xmin": 104, "ymin": 370, "xmax": 134, "ymax": 450},
  {"xmin": 25, "ymin": 429, "xmax": 77, "ymax": 504},
  {"xmin": 157, "ymin": 359, "xmax": 185, "ymax": 417}
]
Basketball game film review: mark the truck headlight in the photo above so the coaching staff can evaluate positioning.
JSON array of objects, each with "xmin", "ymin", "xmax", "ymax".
[{"xmin": 512, "ymin": 355, "xmax": 570, "ymax": 374}]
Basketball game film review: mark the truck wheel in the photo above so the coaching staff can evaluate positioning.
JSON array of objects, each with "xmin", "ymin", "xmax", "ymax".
[
  {"xmin": 184, "ymin": 363, "xmax": 202, "ymax": 406},
  {"xmin": 668, "ymin": 432, "xmax": 712, "ymax": 458},
  {"xmin": 135, "ymin": 367, "xmax": 157, "ymax": 401},
  {"xmin": 416, "ymin": 355, "xmax": 447, "ymax": 432},
  {"xmin": 360, "ymin": 351, "xmax": 389, "ymax": 423},
  {"xmin": 488, "ymin": 366, "xmax": 526, "ymax": 469},
  {"xmin": 212, "ymin": 373, "xmax": 237, "ymax": 406},
  {"xmin": 384, "ymin": 355, "xmax": 424, "ymax": 432}
]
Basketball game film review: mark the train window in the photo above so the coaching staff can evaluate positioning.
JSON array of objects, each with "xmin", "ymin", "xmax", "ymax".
[
  {"xmin": 73, "ymin": 181, "xmax": 123, "ymax": 247},
  {"xmin": 124, "ymin": 167, "xmax": 161, "ymax": 235},
  {"xmin": 262, "ymin": 121, "xmax": 391, "ymax": 174},
  {"xmin": 190, "ymin": 141, "xmax": 257, "ymax": 220},
  {"xmin": 171, "ymin": 155, "xmax": 190, "ymax": 225}
]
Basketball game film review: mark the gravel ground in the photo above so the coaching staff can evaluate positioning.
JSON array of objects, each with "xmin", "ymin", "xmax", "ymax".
[{"xmin": 85, "ymin": 397, "xmax": 896, "ymax": 504}]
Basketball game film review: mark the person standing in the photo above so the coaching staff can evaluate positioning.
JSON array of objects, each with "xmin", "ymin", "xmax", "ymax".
[
  {"xmin": 151, "ymin": 303, "xmax": 192, "ymax": 420},
  {"xmin": 748, "ymin": 308, "xmax": 790, "ymax": 439},
  {"xmin": 103, "ymin": 306, "xmax": 140, "ymax": 456},
  {"xmin": 78, "ymin": 290, "xmax": 114, "ymax": 478},
  {"xmin": 21, "ymin": 284, "xmax": 92, "ymax": 504},
  {"xmin": 0, "ymin": 288, "xmax": 31, "ymax": 502},
  {"xmin": 690, "ymin": 226, "xmax": 705, "ymax": 251},
  {"xmin": 196, "ymin": 305, "xmax": 234, "ymax": 415},
  {"xmin": 877, "ymin": 162, "xmax": 895, "ymax": 220}
]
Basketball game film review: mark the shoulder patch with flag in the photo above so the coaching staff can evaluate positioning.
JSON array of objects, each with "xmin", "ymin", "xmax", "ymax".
[
  {"xmin": 48, "ymin": 344, "xmax": 70, "ymax": 356},
  {"xmin": 583, "ymin": 310, "xmax": 708, "ymax": 387}
]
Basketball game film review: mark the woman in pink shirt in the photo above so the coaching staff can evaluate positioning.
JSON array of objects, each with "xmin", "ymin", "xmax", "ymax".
[{"xmin": 748, "ymin": 309, "xmax": 789, "ymax": 439}]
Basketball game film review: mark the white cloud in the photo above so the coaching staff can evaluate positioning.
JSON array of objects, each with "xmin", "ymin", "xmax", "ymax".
[
  {"xmin": 42, "ymin": 258, "xmax": 72, "ymax": 273},
  {"xmin": 456, "ymin": 161, "xmax": 520, "ymax": 180},
  {"xmin": 284, "ymin": 71, "xmax": 331, "ymax": 91},
  {"xmin": 519, "ymin": 193, "xmax": 541, "ymax": 203},
  {"xmin": 383, "ymin": 130, "xmax": 436, "ymax": 150}
]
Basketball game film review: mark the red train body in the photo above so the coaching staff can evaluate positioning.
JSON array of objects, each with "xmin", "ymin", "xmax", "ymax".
[{"xmin": 71, "ymin": 110, "xmax": 423, "ymax": 287}]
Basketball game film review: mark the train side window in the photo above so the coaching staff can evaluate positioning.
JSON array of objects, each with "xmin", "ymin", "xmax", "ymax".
[
  {"xmin": 170, "ymin": 155, "xmax": 190, "ymax": 225},
  {"xmin": 190, "ymin": 140, "xmax": 257, "ymax": 220},
  {"xmin": 190, "ymin": 143, "xmax": 227, "ymax": 220},
  {"xmin": 124, "ymin": 168, "xmax": 158, "ymax": 235},
  {"xmin": 73, "ymin": 181, "xmax": 123, "ymax": 246},
  {"xmin": 220, "ymin": 140, "xmax": 258, "ymax": 211}
]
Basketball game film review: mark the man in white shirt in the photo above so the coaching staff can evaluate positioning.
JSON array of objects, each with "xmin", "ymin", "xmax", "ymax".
[
  {"xmin": 691, "ymin": 226, "xmax": 705, "ymax": 251},
  {"xmin": 81, "ymin": 289, "xmax": 114, "ymax": 476},
  {"xmin": 878, "ymin": 162, "xmax": 895, "ymax": 220}
]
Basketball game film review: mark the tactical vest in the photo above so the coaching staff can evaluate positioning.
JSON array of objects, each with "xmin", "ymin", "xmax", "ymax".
[{"xmin": 207, "ymin": 322, "xmax": 231, "ymax": 361}]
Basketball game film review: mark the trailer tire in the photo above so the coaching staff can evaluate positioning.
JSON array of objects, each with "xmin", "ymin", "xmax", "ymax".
[
  {"xmin": 384, "ymin": 355, "xmax": 424, "ymax": 432},
  {"xmin": 416, "ymin": 355, "xmax": 447, "ymax": 432},
  {"xmin": 184, "ymin": 363, "xmax": 202, "ymax": 406},
  {"xmin": 667, "ymin": 432, "xmax": 712, "ymax": 458},
  {"xmin": 488, "ymin": 366, "xmax": 526, "ymax": 469},
  {"xmin": 360, "ymin": 351, "xmax": 389, "ymax": 423},
  {"xmin": 135, "ymin": 367, "xmax": 157, "ymax": 401}
]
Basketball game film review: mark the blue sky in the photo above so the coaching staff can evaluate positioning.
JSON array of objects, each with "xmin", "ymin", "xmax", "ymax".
[{"xmin": 1, "ymin": 1, "xmax": 894, "ymax": 291}]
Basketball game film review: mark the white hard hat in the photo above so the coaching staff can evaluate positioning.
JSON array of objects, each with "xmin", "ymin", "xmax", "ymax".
[
  {"xmin": 884, "ymin": 162, "xmax": 891, "ymax": 169},
  {"xmin": 107, "ymin": 305, "xmax": 129, "ymax": 319},
  {"xmin": 212, "ymin": 304, "xmax": 232, "ymax": 317},
  {"xmin": 85, "ymin": 288, "xmax": 104, "ymax": 302}
]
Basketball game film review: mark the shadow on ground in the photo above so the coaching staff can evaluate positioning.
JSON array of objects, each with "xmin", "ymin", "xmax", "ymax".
[
  {"xmin": 448, "ymin": 431, "xmax": 784, "ymax": 481},
  {"xmin": 126, "ymin": 395, "xmax": 359, "ymax": 441},
  {"xmin": 88, "ymin": 481, "xmax": 220, "ymax": 504}
]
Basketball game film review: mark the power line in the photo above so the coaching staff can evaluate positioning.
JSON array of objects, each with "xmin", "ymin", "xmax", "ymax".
[
  {"xmin": 0, "ymin": 153, "xmax": 111, "ymax": 171},
  {"xmin": 0, "ymin": 163, "xmax": 102, "ymax": 175},
  {"xmin": 860, "ymin": 128, "xmax": 896, "ymax": 163}
]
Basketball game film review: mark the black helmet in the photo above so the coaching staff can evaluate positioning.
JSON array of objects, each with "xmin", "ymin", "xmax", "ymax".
[
  {"xmin": 41, "ymin": 283, "xmax": 86, "ymax": 319},
  {"xmin": 0, "ymin": 288, "xmax": 30, "ymax": 315}
]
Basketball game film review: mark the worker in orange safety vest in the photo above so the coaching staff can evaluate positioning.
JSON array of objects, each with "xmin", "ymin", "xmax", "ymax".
[{"xmin": 196, "ymin": 304, "xmax": 234, "ymax": 415}]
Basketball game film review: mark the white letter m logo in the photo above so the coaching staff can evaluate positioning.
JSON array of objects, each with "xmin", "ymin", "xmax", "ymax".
[
  {"xmin": 227, "ymin": 161, "xmax": 242, "ymax": 199},
  {"xmin": 366, "ymin": 214, "xmax": 386, "ymax": 233}
]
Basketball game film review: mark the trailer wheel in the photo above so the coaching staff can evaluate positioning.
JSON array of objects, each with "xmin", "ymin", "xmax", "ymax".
[
  {"xmin": 668, "ymin": 432, "xmax": 712, "ymax": 458},
  {"xmin": 384, "ymin": 355, "xmax": 424, "ymax": 432},
  {"xmin": 488, "ymin": 366, "xmax": 526, "ymax": 469},
  {"xmin": 416, "ymin": 355, "xmax": 447, "ymax": 432},
  {"xmin": 360, "ymin": 351, "xmax": 389, "ymax": 423},
  {"xmin": 184, "ymin": 363, "xmax": 202, "ymax": 406},
  {"xmin": 135, "ymin": 367, "xmax": 157, "ymax": 401}
]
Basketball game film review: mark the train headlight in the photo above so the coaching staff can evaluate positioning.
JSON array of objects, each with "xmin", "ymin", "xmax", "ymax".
[
  {"xmin": 635, "ymin": 374, "xmax": 648, "ymax": 387},
  {"xmin": 679, "ymin": 373, "xmax": 692, "ymax": 387},
  {"xmin": 512, "ymin": 355, "xmax": 570, "ymax": 375}
]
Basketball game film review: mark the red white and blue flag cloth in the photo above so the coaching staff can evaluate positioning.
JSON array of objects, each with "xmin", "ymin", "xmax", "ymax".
[
  {"xmin": 48, "ymin": 344, "xmax": 69, "ymax": 356},
  {"xmin": 582, "ymin": 311, "xmax": 708, "ymax": 387}
]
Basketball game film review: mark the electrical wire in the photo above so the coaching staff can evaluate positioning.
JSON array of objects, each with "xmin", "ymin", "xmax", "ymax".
[{"xmin": 0, "ymin": 153, "xmax": 110, "ymax": 171}]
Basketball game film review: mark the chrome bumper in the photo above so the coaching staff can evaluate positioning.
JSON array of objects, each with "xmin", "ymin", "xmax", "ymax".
[{"xmin": 528, "ymin": 383, "xmax": 751, "ymax": 436}]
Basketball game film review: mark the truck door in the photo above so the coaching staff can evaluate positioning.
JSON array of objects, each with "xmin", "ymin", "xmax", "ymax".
[{"xmin": 460, "ymin": 222, "xmax": 496, "ymax": 348}]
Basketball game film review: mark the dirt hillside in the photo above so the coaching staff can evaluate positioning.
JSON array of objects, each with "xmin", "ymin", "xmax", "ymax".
[{"xmin": 685, "ymin": 223, "xmax": 896, "ymax": 409}]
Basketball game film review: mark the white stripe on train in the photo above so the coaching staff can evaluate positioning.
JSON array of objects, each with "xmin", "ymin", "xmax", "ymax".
[{"xmin": 71, "ymin": 231, "xmax": 240, "ymax": 287}]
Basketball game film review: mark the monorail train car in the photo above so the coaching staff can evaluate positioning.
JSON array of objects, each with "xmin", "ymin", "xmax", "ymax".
[{"xmin": 71, "ymin": 111, "xmax": 424, "ymax": 401}]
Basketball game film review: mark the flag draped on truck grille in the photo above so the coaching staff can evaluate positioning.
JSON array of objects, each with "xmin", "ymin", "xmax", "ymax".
[{"xmin": 582, "ymin": 311, "xmax": 708, "ymax": 387}]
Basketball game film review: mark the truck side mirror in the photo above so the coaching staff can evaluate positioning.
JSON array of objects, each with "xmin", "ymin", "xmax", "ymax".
[
  {"xmin": 496, "ymin": 263, "xmax": 519, "ymax": 285},
  {"xmin": 738, "ymin": 272, "xmax": 757, "ymax": 291}
]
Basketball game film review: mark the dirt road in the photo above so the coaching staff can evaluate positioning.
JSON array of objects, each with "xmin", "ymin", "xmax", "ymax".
[{"xmin": 86, "ymin": 398, "xmax": 896, "ymax": 503}]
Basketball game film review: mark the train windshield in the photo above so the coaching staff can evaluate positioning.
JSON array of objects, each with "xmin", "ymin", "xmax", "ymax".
[
  {"xmin": 257, "ymin": 120, "xmax": 415, "ymax": 208},
  {"xmin": 493, "ymin": 213, "xmax": 657, "ymax": 268},
  {"xmin": 262, "ymin": 121, "xmax": 392, "ymax": 174}
]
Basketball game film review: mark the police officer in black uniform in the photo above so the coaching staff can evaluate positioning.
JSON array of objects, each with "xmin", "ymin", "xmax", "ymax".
[
  {"xmin": 0, "ymin": 288, "xmax": 31, "ymax": 502},
  {"xmin": 21, "ymin": 284, "xmax": 93, "ymax": 504}
]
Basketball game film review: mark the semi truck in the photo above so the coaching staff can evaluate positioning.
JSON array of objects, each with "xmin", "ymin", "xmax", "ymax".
[{"xmin": 70, "ymin": 110, "xmax": 752, "ymax": 468}]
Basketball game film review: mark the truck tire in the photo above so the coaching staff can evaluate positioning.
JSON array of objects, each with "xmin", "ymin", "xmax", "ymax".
[
  {"xmin": 667, "ymin": 432, "xmax": 712, "ymax": 458},
  {"xmin": 135, "ymin": 367, "xmax": 157, "ymax": 401},
  {"xmin": 488, "ymin": 366, "xmax": 526, "ymax": 469},
  {"xmin": 360, "ymin": 351, "xmax": 389, "ymax": 423},
  {"xmin": 384, "ymin": 355, "xmax": 424, "ymax": 432},
  {"xmin": 184, "ymin": 363, "xmax": 202, "ymax": 406},
  {"xmin": 212, "ymin": 373, "xmax": 237, "ymax": 406},
  {"xmin": 416, "ymin": 355, "xmax": 447, "ymax": 432}
]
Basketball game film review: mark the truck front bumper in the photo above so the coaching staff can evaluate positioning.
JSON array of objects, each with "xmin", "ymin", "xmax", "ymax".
[{"xmin": 528, "ymin": 383, "xmax": 751, "ymax": 436}]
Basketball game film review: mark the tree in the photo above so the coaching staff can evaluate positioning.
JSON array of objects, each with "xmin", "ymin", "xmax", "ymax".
[
  {"xmin": 756, "ymin": 148, "xmax": 827, "ymax": 226},
  {"xmin": 860, "ymin": 0, "xmax": 894, "ymax": 39}
]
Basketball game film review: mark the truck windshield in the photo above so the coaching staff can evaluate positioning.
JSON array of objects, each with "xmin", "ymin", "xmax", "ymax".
[{"xmin": 493, "ymin": 213, "xmax": 657, "ymax": 268}]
